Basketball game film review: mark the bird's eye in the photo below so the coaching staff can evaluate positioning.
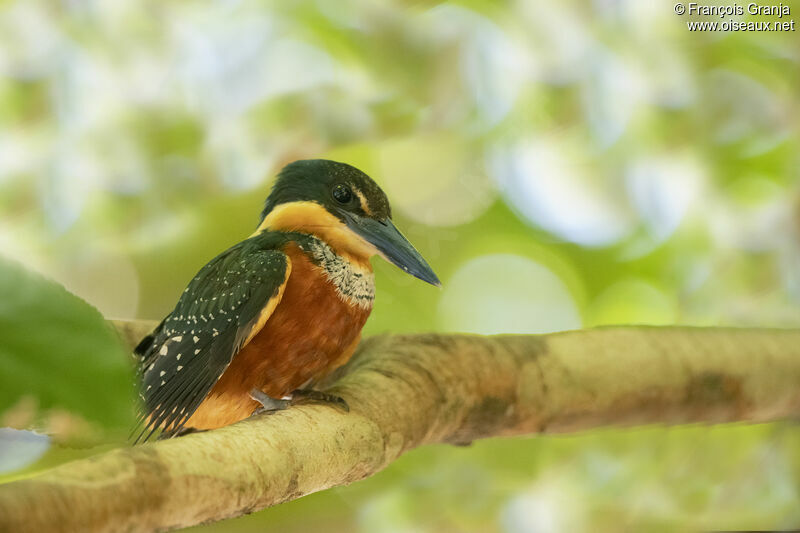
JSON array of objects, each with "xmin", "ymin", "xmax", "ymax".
[{"xmin": 332, "ymin": 184, "xmax": 353, "ymax": 204}]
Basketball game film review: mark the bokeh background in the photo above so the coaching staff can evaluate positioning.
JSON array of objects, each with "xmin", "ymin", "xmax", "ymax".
[{"xmin": 1, "ymin": 0, "xmax": 800, "ymax": 531}]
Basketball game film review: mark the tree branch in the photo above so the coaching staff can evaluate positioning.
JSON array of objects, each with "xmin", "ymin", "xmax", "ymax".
[{"xmin": 1, "ymin": 325, "xmax": 799, "ymax": 532}]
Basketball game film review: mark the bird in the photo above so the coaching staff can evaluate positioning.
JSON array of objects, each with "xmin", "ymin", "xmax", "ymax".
[{"xmin": 133, "ymin": 159, "xmax": 440, "ymax": 442}]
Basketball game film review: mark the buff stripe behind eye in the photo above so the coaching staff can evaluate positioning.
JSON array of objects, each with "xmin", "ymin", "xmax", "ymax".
[{"xmin": 353, "ymin": 189, "xmax": 372, "ymax": 216}]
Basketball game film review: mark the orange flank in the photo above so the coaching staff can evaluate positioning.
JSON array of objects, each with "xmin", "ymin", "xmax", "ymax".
[{"xmin": 183, "ymin": 243, "xmax": 372, "ymax": 430}]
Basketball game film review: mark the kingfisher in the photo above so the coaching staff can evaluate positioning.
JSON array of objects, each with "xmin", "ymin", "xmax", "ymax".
[{"xmin": 133, "ymin": 159, "xmax": 439, "ymax": 441}]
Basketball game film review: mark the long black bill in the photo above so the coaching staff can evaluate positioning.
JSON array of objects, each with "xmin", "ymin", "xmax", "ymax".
[{"xmin": 340, "ymin": 213, "xmax": 441, "ymax": 287}]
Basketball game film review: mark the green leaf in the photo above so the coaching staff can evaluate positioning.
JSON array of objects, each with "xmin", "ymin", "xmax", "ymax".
[{"xmin": 0, "ymin": 258, "xmax": 135, "ymax": 432}]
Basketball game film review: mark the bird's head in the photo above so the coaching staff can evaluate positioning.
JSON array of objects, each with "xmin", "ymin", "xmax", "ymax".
[{"xmin": 257, "ymin": 159, "xmax": 440, "ymax": 286}]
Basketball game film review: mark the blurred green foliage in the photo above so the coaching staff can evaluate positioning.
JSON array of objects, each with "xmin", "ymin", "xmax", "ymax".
[
  {"xmin": 1, "ymin": 0, "xmax": 799, "ymax": 530},
  {"xmin": 0, "ymin": 258, "xmax": 134, "ymax": 440}
]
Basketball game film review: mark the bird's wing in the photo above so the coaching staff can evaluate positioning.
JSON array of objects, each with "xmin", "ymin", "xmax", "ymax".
[{"xmin": 134, "ymin": 245, "xmax": 291, "ymax": 442}]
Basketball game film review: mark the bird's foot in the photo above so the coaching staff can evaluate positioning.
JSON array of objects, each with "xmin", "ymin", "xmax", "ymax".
[
  {"xmin": 290, "ymin": 389, "xmax": 350, "ymax": 412},
  {"xmin": 249, "ymin": 388, "xmax": 291, "ymax": 415},
  {"xmin": 248, "ymin": 388, "xmax": 350, "ymax": 416}
]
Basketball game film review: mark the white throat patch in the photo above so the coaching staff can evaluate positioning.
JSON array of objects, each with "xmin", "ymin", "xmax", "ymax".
[{"xmin": 308, "ymin": 240, "xmax": 375, "ymax": 309}]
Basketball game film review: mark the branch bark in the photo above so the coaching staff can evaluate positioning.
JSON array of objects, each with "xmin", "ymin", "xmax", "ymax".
[{"xmin": 1, "ymin": 325, "xmax": 800, "ymax": 532}]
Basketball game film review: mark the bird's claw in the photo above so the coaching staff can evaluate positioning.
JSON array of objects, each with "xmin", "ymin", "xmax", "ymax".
[
  {"xmin": 290, "ymin": 389, "xmax": 350, "ymax": 412},
  {"xmin": 249, "ymin": 388, "xmax": 349, "ymax": 416},
  {"xmin": 249, "ymin": 388, "xmax": 290, "ymax": 415}
]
